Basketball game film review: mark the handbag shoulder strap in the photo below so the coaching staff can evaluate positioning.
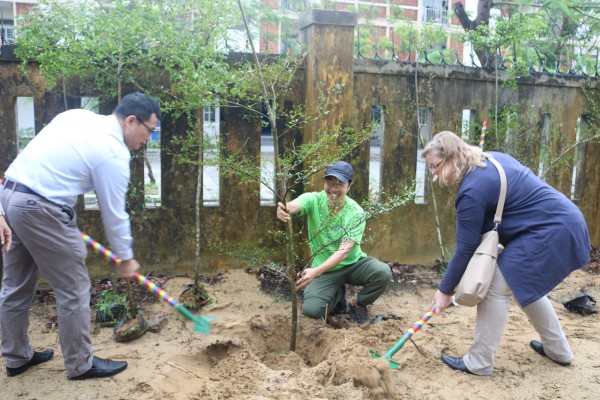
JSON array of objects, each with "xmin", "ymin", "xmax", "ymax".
[{"xmin": 483, "ymin": 153, "xmax": 507, "ymax": 225}]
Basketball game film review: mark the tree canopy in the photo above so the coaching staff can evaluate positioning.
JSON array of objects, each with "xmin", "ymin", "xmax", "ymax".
[
  {"xmin": 454, "ymin": 0, "xmax": 599, "ymax": 73},
  {"xmin": 15, "ymin": 0, "xmax": 239, "ymax": 109}
]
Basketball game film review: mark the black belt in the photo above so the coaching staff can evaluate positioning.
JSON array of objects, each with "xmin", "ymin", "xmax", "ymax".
[{"xmin": 4, "ymin": 180, "xmax": 40, "ymax": 196}]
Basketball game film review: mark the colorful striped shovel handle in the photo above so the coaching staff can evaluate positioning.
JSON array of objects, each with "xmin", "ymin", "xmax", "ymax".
[
  {"xmin": 382, "ymin": 305, "xmax": 436, "ymax": 359},
  {"xmin": 81, "ymin": 232, "xmax": 213, "ymax": 333}
]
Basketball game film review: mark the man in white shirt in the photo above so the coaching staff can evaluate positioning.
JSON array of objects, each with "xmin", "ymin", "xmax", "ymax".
[{"xmin": 0, "ymin": 92, "xmax": 161, "ymax": 380}]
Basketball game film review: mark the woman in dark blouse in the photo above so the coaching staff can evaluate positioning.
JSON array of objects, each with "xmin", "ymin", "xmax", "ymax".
[{"xmin": 423, "ymin": 131, "xmax": 591, "ymax": 376}]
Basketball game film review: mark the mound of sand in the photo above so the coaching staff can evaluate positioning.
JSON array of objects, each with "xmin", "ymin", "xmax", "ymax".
[{"xmin": 1, "ymin": 268, "xmax": 599, "ymax": 399}]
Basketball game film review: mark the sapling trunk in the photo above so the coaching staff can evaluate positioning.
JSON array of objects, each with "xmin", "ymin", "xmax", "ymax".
[{"xmin": 237, "ymin": 0, "xmax": 299, "ymax": 351}]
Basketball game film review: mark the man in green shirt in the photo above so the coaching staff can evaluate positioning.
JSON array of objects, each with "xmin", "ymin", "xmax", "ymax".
[{"xmin": 276, "ymin": 161, "xmax": 392, "ymax": 324}]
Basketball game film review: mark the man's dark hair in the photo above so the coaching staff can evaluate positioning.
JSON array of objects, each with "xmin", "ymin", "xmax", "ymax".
[{"xmin": 113, "ymin": 92, "xmax": 162, "ymax": 121}]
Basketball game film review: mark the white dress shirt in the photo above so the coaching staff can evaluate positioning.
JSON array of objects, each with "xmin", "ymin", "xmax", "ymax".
[{"xmin": 5, "ymin": 109, "xmax": 134, "ymax": 260}]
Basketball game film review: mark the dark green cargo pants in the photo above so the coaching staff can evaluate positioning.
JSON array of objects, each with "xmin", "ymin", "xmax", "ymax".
[{"xmin": 302, "ymin": 256, "xmax": 392, "ymax": 319}]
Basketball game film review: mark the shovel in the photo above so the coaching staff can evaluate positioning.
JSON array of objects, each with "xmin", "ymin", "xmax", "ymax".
[
  {"xmin": 370, "ymin": 305, "xmax": 436, "ymax": 369},
  {"xmin": 82, "ymin": 232, "xmax": 214, "ymax": 334}
]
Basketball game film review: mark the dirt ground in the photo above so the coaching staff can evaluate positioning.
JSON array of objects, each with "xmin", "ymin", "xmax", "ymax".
[{"xmin": 1, "ymin": 260, "xmax": 599, "ymax": 400}]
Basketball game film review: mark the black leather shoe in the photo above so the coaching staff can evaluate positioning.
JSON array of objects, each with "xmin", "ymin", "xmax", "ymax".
[
  {"xmin": 6, "ymin": 349, "xmax": 54, "ymax": 377},
  {"xmin": 441, "ymin": 355, "xmax": 474, "ymax": 374},
  {"xmin": 68, "ymin": 356, "xmax": 128, "ymax": 380},
  {"xmin": 529, "ymin": 341, "xmax": 570, "ymax": 367}
]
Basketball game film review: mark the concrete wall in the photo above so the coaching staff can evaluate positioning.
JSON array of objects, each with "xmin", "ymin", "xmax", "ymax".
[
  {"xmin": 1, "ymin": 9, "xmax": 598, "ymax": 278},
  {"xmin": 351, "ymin": 59, "xmax": 600, "ymax": 264}
]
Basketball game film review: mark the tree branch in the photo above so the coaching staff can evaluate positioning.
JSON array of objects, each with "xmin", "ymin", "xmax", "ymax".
[
  {"xmin": 572, "ymin": 6, "xmax": 600, "ymax": 22},
  {"xmin": 454, "ymin": 2, "xmax": 476, "ymax": 30}
]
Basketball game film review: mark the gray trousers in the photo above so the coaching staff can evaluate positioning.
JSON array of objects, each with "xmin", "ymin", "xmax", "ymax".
[
  {"xmin": 0, "ymin": 188, "xmax": 94, "ymax": 377},
  {"xmin": 463, "ymin": 265, "xmax": 573, "ymax": 375},
  {"xmin": 302, "ymin": 256, "xmax": 392, "ymax": 318}
]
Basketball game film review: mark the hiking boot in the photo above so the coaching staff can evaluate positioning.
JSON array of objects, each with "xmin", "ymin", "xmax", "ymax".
[
  {"xmin": 331, "ymin": 286, "xmax": 347, "ymax": 315},
  {"xmin": 349, "ymin": 302, "xmax": 371, "ymax": 325}
]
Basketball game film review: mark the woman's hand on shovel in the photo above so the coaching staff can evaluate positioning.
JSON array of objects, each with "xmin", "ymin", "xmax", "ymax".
[
  {"xmin": 117, "ymin": 258, "xmax": 141, "ymax": 279},
  {"xmin": 433, "ymin": 289, "xmax": 452, "ymax": 314}
]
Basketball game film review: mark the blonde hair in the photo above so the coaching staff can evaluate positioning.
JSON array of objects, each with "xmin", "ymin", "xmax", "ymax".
[{"xmin": 422, "ymin": 131, "xmax": 486, "ymax": 186}]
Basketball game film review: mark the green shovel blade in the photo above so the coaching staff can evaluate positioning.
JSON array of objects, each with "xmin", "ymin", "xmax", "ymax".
[
  {"xmin": 176, "ymin": 304, "xmax": 215, "ymax": 334},
  {"xmin": 193, "ymin": 315, "xmax": 215, "ymax": 334},
  {"xmin": 369, "ymin": 350, "xmax": 400, "ymax": 369}
]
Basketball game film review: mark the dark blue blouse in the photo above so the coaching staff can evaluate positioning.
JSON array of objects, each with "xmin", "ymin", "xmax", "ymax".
[{"xmin": 440, "ymin": 152, "xmax": 591, "ymax": 307}]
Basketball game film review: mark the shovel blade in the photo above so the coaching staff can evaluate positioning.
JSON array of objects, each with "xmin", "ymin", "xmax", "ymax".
[
  {"xmin": 369, "ymin": 350, "xmax": 400, "ymax": 369},
  {"xmin": 176, "ymin": 304, "xmax": 215, "ymax": 334},
  {"xmin": 193, "ymin": 315, "xmax": 215, "ymax": 334}
]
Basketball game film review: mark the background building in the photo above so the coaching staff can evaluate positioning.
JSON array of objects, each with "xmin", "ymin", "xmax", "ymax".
[
  {"xmin": 0, "ymin": 0, "xmax": 36, "ymax": 46},
  {"xmin": 259, "ymin": 0, "xmax": 478, "ymax": 65}
]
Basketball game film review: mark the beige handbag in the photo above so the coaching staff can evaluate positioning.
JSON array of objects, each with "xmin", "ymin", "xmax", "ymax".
[{"xmin": 454, "ymin": 154, "xmax": 507, "ymax": 307}]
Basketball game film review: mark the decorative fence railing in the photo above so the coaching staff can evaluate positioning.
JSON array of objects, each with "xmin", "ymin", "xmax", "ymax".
[{"xmin": 355, "ymin": 32, "xmax": 600, "ymax": 78}]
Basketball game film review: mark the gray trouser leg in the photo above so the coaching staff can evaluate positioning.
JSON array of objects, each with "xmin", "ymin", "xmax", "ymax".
[
  {"xmin": 463, "ymin": 265, "xmax": 512, "ymax": 375},
  {"xmin": 0, "ymin": 190, "xmax": 94, "ymax": 376},
  {"xmin": 0, "ymin": 229, "xmax": 38, "ymax": 368},
  {"xmin": 522, "ymin": 296, "xmax": 573, "ymax": 363}
]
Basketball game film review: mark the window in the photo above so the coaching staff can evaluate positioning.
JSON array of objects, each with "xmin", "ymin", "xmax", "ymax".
[
  {"xmin": 2, "ymin": 27, "xmax": 15, "ymax": 44},
  {"xmin": 461, "ymin": 109, "xmax": 476, "ymax": 141},
  {"xmin": 202, "ymin": 153, "xmax": 220, "ymax": 207},
  {"xmin": 204, "ymin": 105, "xmax": 216, "ymax": 123},
  {"xmin": 281, "ymin": 0, "xmax": 294, "ymax": 11},
  {"xmin": 260, "ymin": 133, "xmax": 275, "ymax": 206},
  {"xmin": 81, "ymin": 97, "xmax": 101, "ymax": 209},
  {"xmin": 203, "ymin": 104, "xmax": 220, "ymax": 206},
  {"xmin": 570, "ymin": 116, "xmax": 588, "ymax": 202},
  {"xmin": 144, "ymin": 120, "xmax": 161, "ymax": 208},
  {"xmin": 370, "ymin": 106, "xmax": 384, "ymax": 200},
  {"xmin": 415, "ymin": 108, "xmax": 433, "ymax": 204},
  {"xmin": 538, "ymin": 113, "xmax": 551, "ymax": 179},
  {"xmin": 81, "ymin": 96, "xmax": 100, "ymax": 113},
  {"xmin": 505, "ymin": 111, "xmax": 517, "ymax": 148},
  {"xmin": 15, "ymin": 97, "xmax": 35, "ymax": 153},
  {"xmin": 422, "ymin": 0, "xmax": 448, "ymax": 24},
  {"xmin": 81, "ymin": 96, "xmax": 162, "ymax": 209}
]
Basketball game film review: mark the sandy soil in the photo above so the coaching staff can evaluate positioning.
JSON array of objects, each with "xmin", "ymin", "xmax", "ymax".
[{"xmin": 1, "ymin": 266, "xmax": 599, "ymax": 400}]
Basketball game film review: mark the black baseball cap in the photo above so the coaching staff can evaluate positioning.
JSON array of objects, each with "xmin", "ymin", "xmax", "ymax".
[{"xmin": 323, "ymin": 161, "xmax": 353, "ymax": 183}]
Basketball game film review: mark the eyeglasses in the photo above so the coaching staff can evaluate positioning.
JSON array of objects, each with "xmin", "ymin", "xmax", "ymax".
[
  {"xmin": 136, "ymin": 116, "xmax": 156, "ymax": 133},
  {"xmin": 324, "ymin": 179, "xmax": 348, "ymax": 190},
  {"xmin": 429, "ymin": 160, "xmax": 444, "ymax": 172}
]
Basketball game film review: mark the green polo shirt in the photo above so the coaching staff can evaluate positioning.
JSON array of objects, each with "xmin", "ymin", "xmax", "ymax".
[{"xmin": 297, "ymin": 191, "xmax": 367, "ymax": 271}]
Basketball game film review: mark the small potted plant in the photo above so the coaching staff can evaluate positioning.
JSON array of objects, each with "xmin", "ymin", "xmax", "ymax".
[{"xmin": 94, "ymin": 290, "xmax": 129, "ymax": 327}]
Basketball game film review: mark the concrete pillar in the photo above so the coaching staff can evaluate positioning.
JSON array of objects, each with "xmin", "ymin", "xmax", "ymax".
[{"xmin": 299, "ymin": 9, "xmax": 357, "ymax": 189}]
